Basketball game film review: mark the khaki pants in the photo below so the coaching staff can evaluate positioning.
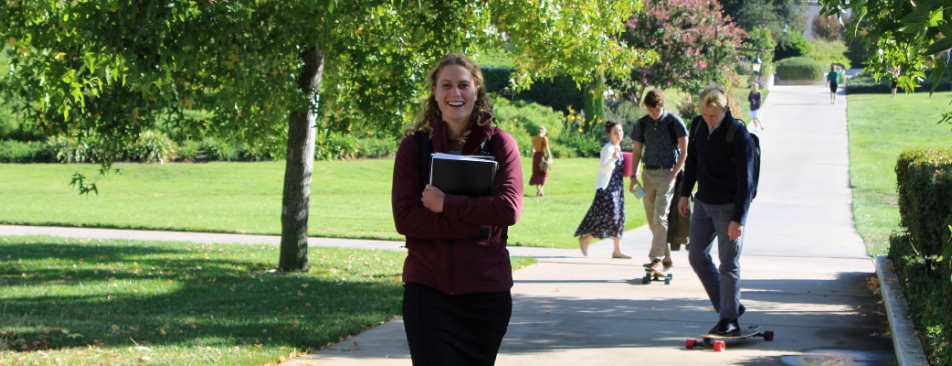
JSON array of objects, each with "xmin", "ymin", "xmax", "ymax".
[{"xmin": 642, "ymin": 168, "xmax": 676, "ymax": 261}]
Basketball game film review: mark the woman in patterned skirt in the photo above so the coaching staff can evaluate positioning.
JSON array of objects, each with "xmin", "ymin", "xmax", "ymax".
[{"xmin": 575, "ymin": 120, "xmax": 631, "ymax": 259}]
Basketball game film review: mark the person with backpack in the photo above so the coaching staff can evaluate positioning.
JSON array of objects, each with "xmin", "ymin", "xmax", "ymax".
[
  {"xmin": 678, "ymin": 85, "xmax": 756, "ymax": 337},
  {"xmin": 391, "ymin": 53, "xmax": 524, "ymax": 366},
  {"xmin": 628, "ymin": 89, "xmax": 688, "ymax": 271}
]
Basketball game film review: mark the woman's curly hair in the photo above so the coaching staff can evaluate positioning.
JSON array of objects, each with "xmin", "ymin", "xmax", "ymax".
[{"xmin": 404, "ymin": 53, "xmax": 495, "ymax": 145}]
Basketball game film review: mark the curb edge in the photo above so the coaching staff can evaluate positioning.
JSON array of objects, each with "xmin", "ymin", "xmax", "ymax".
[{"xmin": 875, "ymin": 255, "xmax": 928, "ymax": 366}]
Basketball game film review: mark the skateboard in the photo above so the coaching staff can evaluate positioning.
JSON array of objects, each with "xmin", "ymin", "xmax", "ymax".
[
  {"xmin": 685, "ymin": 325, "xmax": 775, "ymax": 352},
  {"xmin": 642, "ymin": 267, "xmax": 673, "ymax": 285}
]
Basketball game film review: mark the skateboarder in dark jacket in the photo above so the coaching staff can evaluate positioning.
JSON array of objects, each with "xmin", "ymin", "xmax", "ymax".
[{"xmin": 677, "ymin": 85, "xmax": 755, "ymax": 336}]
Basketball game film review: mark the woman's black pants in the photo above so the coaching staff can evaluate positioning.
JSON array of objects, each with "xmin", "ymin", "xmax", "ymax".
[{"xmin": 403, "ymin": 283, "xmax": 512, "ymax": 366}]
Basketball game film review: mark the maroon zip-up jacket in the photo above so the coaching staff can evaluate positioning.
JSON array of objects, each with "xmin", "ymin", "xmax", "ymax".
[{"xmin": 392, "ymin": 119, "xmax": 524, "ymax": 295}]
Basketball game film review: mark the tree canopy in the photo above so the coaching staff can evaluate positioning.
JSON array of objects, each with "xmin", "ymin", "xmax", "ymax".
[
  {"xmin": 820, "ymin": 0, "xmax": 952, "ymax": 123},
  {"xmin": 0, "ymin": 0, "xmax": 652, "ymax": 271}
]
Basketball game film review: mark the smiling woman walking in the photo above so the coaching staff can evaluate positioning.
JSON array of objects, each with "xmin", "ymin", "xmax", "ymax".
[{"xmin": 391, "ymin": 52, "xmax": 523, "ymax": 366}]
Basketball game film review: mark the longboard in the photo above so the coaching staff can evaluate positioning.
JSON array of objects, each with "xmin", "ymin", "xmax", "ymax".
[
  {"xmin": 642, "ymin": 267, "xmax": 672, "ymax": 285},
  {"xmin": 686, "ymin": 325, "xmax": 775, "ymax": 352}
]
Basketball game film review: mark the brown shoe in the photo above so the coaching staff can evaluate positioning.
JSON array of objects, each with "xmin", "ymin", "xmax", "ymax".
[
  {"xmin": 662, "ymin": 260, "xmax": 673, "ymax": 268},
  {"xmin": 648, "ymin": 260, "xmax": 664, "ymax": 271}
]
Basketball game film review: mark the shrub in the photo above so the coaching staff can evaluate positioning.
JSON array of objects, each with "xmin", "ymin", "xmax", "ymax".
[
  {"xmin": 0, "ymin": 140, "xmax": 49, "ymax": 162},
  {"xmin": 176, "ymin": 140, "xmax": 203, "ymax": 161},
  {"xmin": 493, "ymin": 98, "xmax": 565, "ymax": 139},
  {"xmin": 846, "ymin": 75, "xmax": 951, "ymax": 94},
  {"xmin": 355, "ymin": 137, "xmax": 399, "ymax": 159},
  {"xmin": 46, "ymin": 135, "xmax": 111, "ymax": 163},
  {"xmin": 314, "ymin": 131, "xmax": 361, "ymax": 161},
  {"xmin": 807, "ymin": 39, "xmax": 851, "ymax": 68},
  {"xmin": 483, "ymin": 67, "xmax": 584, "ymax": 114},
  {"xmin": 200, "ymin": 137, "xmax": 241, "ymax": 161},
  {"xmin": 555, "ymin": 107, "xmax": 605, "ymax": 158},
  {"xmin": 890, "ymin": 148, "xmax": 952, "ymax": 366},
  {"xmin": 674, "ymin": 93, "xmax": 701, "ymax": 122},
  {"xmin": 774, "ymin": 33, "xmax": 811, "ymax": 61},
  {"xmin": 775, "ymin": 57, "xmax": 827, "ymax": 81},
  {"xmin": 128, "ymin": 130, "xmax": 175, "ymax": 163}
]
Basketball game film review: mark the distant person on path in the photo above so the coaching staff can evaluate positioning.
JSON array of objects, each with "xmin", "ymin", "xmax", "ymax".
[
  {"xmin": 392, "ymin": 52, "xmax": 524, "ymax": 366},
  {"xmin": 529, "ymin": 126, "xmax": 552, "ymax": 197},
  {"xmin": 576, "ymin": 120, "xmax": 631, "ymax": 259},
  {"xmin": 628, "ymin": 89, "xmax": 688, "ymax": 271},
  {"xmin": 748, "ymin": 84, "xmax": 763, "ymax": 131},
  {"xmin": 826, "ymin": 65, "xmax": 839, "ymax": 104},
  {"xmin": 678, "ymin": 85, "xmax": 755, "ymax": 336}
]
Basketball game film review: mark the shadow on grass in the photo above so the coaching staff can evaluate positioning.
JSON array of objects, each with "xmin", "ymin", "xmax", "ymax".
[{"xmin": 0, "ymin": 240, "xmax": 404, "ymax": 352}]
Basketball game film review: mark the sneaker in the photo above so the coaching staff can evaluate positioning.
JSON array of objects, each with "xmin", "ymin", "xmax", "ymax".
[{"xmin": 708, "ymin": 318, "xmax": 740, "ymax": 336}]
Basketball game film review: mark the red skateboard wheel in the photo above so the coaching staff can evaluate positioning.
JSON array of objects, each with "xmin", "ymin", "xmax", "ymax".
[
  {"xmin": 764, "ymin": 330, "xmax": 774, "ymax": 341},
  {"xmin": 686, "ymin": 339, "xmax": 697, "ymax": 349},
  {"xmin": 713, "ymin": 341, "xmax": 725, "ymax": 352}
]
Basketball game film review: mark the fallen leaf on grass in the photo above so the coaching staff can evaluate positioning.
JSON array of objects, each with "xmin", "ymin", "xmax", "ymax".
[{"xmin": 138, "ymin": 356, "xmax": 151, "ymax": 362}]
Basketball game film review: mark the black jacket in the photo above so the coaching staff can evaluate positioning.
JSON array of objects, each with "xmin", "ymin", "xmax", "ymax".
[{"xmin": 680, "ymin": 110, "xmax": 755, "ymax": 225}]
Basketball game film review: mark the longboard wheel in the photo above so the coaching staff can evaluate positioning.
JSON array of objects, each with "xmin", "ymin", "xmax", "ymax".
[
  {"xmin": 763, "ymin": 330, "xmax": 774, "ymax": 341},
  {"xmin": 686, "ymin": 339, "xmax": 697, "ymax": 349},
  {"xmin": 667, "ymin": 273, "xmax": 673, "ymax": 280},
  {"xmin": 642, "ymin": 276, "xmax": 649, "ymax": 284},
  {"xmin": 664, "ymin": 278, "xmax": 671, "ymax": 285},
  {"xmin": 713, "ymin": 341, "xmax": 725, "ymax": 352}
]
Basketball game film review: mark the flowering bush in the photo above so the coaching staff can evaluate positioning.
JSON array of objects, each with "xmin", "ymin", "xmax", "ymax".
[{"xmin": 620, "ymin": 0, "xmax": 746, "ymax": 103}]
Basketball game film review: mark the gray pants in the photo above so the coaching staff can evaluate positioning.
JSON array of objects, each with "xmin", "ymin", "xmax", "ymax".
[
  {"xmin": 688, "ymin": 198, "xmax": 743, "ymax": 320},
  {"xmin": 641, "ymin": 169, "xmax": 676, "ymax": 262}
]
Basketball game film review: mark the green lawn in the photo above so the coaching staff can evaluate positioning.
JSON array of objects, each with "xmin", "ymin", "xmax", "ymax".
[
  {"xmin": 0, "ymin": 236, "xmax": 535, "ymax": 365},
  {"xmin": 846, "ymin": 92, "xmax": 952, "ymax": 255},
  {"xmin": 0, "ymin": 158, "xmax": 646, "ymax": 249}
]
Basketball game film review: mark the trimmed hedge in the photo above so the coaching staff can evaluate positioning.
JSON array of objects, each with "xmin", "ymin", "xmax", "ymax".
[
  {"xmin": 890, "ymin": 148, "xmax": 952, "ymax": 365},
  {"xmin": 775, "ymin": 57, "xmax": 827, "ymax": 81},
  {"xmin": 482, "ymin": 67, "xmax": 584, "ymax": 114},
  {"xmin": 846, "ymin": 80, "xmax": 951, "ymax": 94}
]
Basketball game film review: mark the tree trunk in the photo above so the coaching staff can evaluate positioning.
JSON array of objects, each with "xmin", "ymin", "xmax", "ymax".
[{"xmin": 278, "ymin": 48, "xmax": 325, "ymax": 272}]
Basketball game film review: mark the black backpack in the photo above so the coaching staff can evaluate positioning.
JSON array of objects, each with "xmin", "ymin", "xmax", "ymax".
[
  {"xmin": 688, "ymin": 119, "xmax": 761, "ymax": 200},
  {"xmin": 412, "ymin": 130, "xmax": 507, "ymax": 240},
  {"xmin": 637, "ymin": 114, "xmax": 681, "ymax": 146}
]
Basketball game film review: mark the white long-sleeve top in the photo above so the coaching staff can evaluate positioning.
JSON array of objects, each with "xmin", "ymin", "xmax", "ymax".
[{"xmin": 595, "ymin": 142, "xmax": 622, "ymax": 191}]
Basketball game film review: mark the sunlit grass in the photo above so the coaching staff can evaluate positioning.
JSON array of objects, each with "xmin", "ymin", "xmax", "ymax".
[
  {"xmin": 0, "ymin": 236, "xmax": 535, "ymax": 365},
  {"xmin": 846, "ymin": 91, "xmax": 952, "ymax": 255},
  {"xmin": 0, "ymin": 158, "xmax": 647, "ymax": 249}
]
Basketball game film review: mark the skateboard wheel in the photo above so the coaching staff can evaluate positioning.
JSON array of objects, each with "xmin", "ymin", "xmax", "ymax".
[
  {"xmin": 686, "ymin": 339, "xmax": 696, "ymax": 349},
  {"xmin": 642, "ymin": 276, "xmax": 649, "ymax": 284},
  {"xmin": 667, "ymin": 274, "xmax": 674, "ymax": 280},
  {"xmin": 664, "ymin": 278, "xmax": 671, "ymax": 285},
  {"xmin": 713, "ymin": 341, "xmax": 725, "ymax": 352},
  {"xmin": 764, "ymin": 330, "xmax": 774, "ymax": 341}
]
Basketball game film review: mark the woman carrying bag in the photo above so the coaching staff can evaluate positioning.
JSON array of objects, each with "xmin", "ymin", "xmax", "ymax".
[{"xmin": 529, "ymin": 126, "xmax": 553, "ymax": 197}]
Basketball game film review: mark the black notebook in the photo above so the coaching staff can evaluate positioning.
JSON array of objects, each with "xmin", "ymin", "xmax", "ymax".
[
  {"xmin": 429, "ymin": 153, "xmax": 498, "ymax": 241},
  {"xmin": 429, "ymin": 153, "xmax": 498, "ymax": 197}
]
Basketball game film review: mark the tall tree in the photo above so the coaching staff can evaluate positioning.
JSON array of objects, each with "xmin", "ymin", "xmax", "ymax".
[
  {"xmin": 0, "ymin": 0, "xmax": 649, "ymax": 271},
  {"xmin": 619, "ymin": 0, "xmax": 746, "ymax": 103},
  {"xmin": 821, "ymin": 0, "xmax": 952, "ymax": 123}
]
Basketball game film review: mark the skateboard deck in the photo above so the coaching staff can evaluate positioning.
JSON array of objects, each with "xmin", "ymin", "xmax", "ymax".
[
  {"xmin": 686, "ymin": 325, "xmax": 775, "ymax": 351},
  {"xmin": 642, "ymin": 267, "xmax": 672, "ymax": 285}
]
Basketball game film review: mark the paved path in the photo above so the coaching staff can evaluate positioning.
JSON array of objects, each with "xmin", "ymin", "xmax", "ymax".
[{"xmin": 0, "ymin": 85, "xmax": 897, "ymax": 365}]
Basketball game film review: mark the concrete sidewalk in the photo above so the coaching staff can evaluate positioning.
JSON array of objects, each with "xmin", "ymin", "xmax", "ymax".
[
  {"xmin": 0, "ymin": 85, "xmax": 897, "ymax": 365},
  {"xmin": 279, "ymin": 84, "xmax": 896, "ymax": 365}
]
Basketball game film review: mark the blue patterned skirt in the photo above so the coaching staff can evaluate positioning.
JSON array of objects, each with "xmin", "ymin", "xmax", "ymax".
[{"xmin": 574, "ymin": 158, "xmax": 626, "ymax": 239}]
